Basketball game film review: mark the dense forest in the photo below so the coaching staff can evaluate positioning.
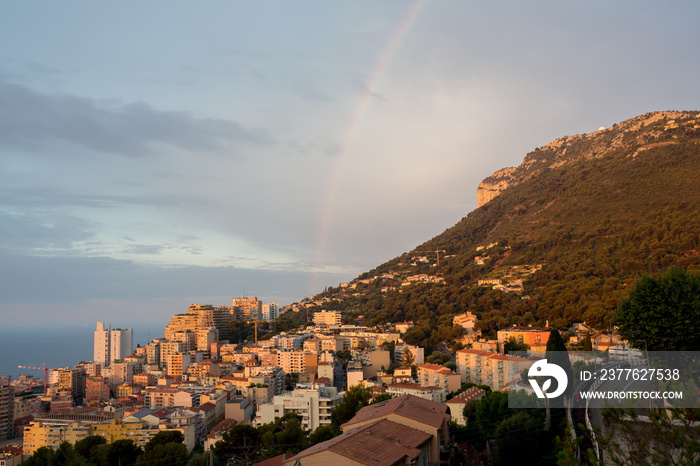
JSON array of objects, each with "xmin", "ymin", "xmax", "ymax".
[{"xmin": 293, "ymin": 112, "xmax": 700, "ymax": 350}]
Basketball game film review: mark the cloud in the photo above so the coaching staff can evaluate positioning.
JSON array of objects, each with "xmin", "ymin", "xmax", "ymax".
[
  {"xmin": 0, "ymin": 82, "xmax": 275, "ymax": 157},
  {"xmin": 120, "ymin": 244, "xmax": 164, "ymax": 255},
  {"xmin": 0, "ymin": 209, "xmax": 96, "ymax": 253},
  {"xmin": 0, "ymin": 251, "xmax": 354, "ymax": 314}
]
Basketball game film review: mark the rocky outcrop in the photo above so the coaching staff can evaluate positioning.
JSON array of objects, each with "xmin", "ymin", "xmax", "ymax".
[
  {"xmin": 477, "ymin": 167, "xmax": 517, "ymax": 207},
  {"xmin": 476, "ymin": 110, "xmax": 700, "ymax": 207}
]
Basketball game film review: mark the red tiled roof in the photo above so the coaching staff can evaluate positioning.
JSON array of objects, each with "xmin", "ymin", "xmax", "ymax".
[
  {"xmin": 198, "ymin": 402, "xmax": 216, "ymax": 413},
  {"xmin": 343, "ymin": 394, "xmax": 449, "ymax": 429},
  {"xmin": 388, "ymin": 383, "xmax": 440, "ymax": 392},
  {"xmin": 286, "ymin": 419, "xmax": 430, "ymax": 466},
  {"xmin": 207, "ymin": 418, "xmax": 237, "ymax": 438},
  {"xmin": 417, "ymin": 363, "xmax": 443, "ymax": 371},
  {"xmin": 446, "ymin": 387, "xmax": 486, "ymax": 404},
  {"xmin": 253, "ymin": 453, "xmax": 287, "ymax": 466}
]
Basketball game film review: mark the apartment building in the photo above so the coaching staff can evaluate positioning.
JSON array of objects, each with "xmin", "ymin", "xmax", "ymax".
[
  {"xmin": 394, "ymin": 344, "xmax": 425, "ymax": 366},
  {"xmin": 277, "ymin": 351, "xmax": 317, "ymax": 375},
  {"xmin": 232, "ymin": 297, "xmax": 262, "ymax": 321},
  {"xmin": 23, "ymin": 421, "xmax": 91, "ymax": 454},
  {"xmin": 444, "ymin": 387, "xmax": 486, "ymax": 425},
  {"xmin": 417, "ymin": 364, "xmax": 460, "ymax": 396},
  {"xmin": 497, "ymin": 326, "xmax": 551, "ymax": 352},
  {"xmin": 144, "ymin": 388, "xmax": 198, "ymax": 409},
  {"xmin": 453, "ymin": 312, "xmax": 478, "ymax": 331},
  {"xmin": 85, "ymin": 377, "xmax": 111, "ymax": 403},
  {"xmin": 255, "ymin": 385, "xmax": 343, "ymax": 431},
  {"xmin": 456, "ymin": 349, "xmax": 532, "ymax": 391},
  {"xmin": 58, "ymin": 369, "xmax": 86, "ymax": 404},
  {"xmin": 110, "ymin": 328, "xmax": 134, "ymax": 362},
  {"xmin": 0, "ymin": 385, "xmax": 13, "ymax": 441},
  {"xmin": 261, "ymin": 302, "xmax": 280, "ymax": 321},
  {"xmin": 386, "ymin": 383, "xmax": 444, "ymax": 403},
  {"xmin": 313, "ymin": 310, "xmax": 341, "ymax": 326},
  {"xmin": 165, "ymin": 304, "xmax": 237, "ymax": 343}
]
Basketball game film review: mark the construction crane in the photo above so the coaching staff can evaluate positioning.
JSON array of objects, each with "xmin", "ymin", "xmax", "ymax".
[
  {"xmin": 414, "ymin": 249, "xmax": 447, "ymax": 266},
  {"xmin": 17, "ymin": 363, "xmax": 49, "ymax": 395}
]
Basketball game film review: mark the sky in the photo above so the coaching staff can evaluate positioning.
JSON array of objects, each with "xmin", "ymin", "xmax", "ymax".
[{"xmin": 1, "ymin": 1, "xmax": 699, "ymax": 330}]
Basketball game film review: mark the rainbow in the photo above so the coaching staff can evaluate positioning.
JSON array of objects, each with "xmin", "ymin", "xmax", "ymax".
[{"xmin": 309, "ymin": 0, "xmax": 429, "ymax": 293}]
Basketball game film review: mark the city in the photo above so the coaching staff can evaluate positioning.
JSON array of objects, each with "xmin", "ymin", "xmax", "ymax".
[{"xmin": 0, "ymin": 295, "xmax": 655, "ymax": 465}]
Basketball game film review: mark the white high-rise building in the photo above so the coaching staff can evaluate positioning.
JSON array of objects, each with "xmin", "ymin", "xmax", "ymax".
[
  {"xmin": 94, "ymin": 322, "xmax": 133, "ymax": 366},
  {"xmin": 94, "ymin": 322, "xmax": 111, "ymax": 365},
  {"xmin": 111, "ymin": 328, "xmax": 133, "ymax": 363},
  {"xmin": 261, "ymin": 302, "xmax": 280, "ymax": 321}
]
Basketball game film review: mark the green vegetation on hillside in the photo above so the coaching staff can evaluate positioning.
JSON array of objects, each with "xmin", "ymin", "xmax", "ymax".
[{"xmin": 297, "ymin": 112, "xmax": 700, "ymax": 348}]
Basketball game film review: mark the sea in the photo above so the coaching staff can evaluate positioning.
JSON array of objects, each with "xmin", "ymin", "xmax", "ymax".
[{"xmin": 0, "ymin": 325, "xmax": 156, "ymax": 381}]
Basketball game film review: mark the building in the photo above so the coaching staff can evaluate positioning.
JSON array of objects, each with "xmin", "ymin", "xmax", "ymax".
[
  {"xmin": 204, "ymin": 418, "xmax": 237, "ymax": 452},
  {"xmin": 23, "ymin": 420, "xmax": 91, "ymax": 454},
  {"xmin": 94, "ymin": 322, "xmax": 133, "ymax": 365},
  {"xmin": 255, "ymin": 385, "xmax": 343, "ymax": 432},
  {"xmin": 111, "ymin": 327, "xmax": 133, "ymax": 362},
  {"xmin": 0, "ymin": 384, "xmax": 13, "ymax": 441},
  {"xmin": 340, "ymin": 395, "xmax": 450, "ymax": 466},
  {"xmin": 277, "ymin": 351, "xmax": 316, "ymax": 375},
  {"xmin": 453, "ymin": 312, "xmax": 478, "ymax": 331},
  {"xmin": 57, "ymin": 369, "xmax": 86, "ymax": 404},
  {"xmin": 233, "ymin": 297, "xmax": 263, "ymax": 321},
  {"xmin": 394, "ymin": 344, "xmax": 424, "ymax": 366},
  {"xmin": 313, "ymin": 310, "xmax": 341, "ymax": 326},
  {"xmin": 144, "ymin": 389, "xmax": 198, "ymax": 409},
  {"xmin": 386, "ymin": 383, "xmax": 444, "ymax": 403},
  {"xmin": 444, "ymin": 387, "xmax": 486, "ymax": 425},
  {"xmin": 261, "ymin": 302, "xmax": 280, "ymax": 321},
  {"xmin": 472, "ymin": 339, "xmax": 499, "ymax": 352},
  {"xmin": 456, "ymin": 349, "xmax": 532, "ymax": 391},
  {"xmin": 497, "ymin": 326, "xmax": 551, "ymax": 352},
  {"xmin": 283, "ymin": 418, "xmax": 432, "ymax": 466},
  {"xmin": 225, "ymin": 397, "xmax": 255, "ymax": 424},
  {"xmin": 85, "ymin": 377, "xmax": 111, "ymax": 403},
  {"xmin": 165, "ymin": 304, "xmax": 238, "ymax": 343},
  {"xmin": 417, "ymin": 364, "xmax": 460, "ymax": 396},
  {"xmin": 94, "ymin": 322, "xmax": 111, "ymax": 365}
]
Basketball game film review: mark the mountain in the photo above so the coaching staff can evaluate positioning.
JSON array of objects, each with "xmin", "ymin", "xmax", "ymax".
[{"xmin": 293, "ymin": 111, "xmax": 700, "ymax": 351}]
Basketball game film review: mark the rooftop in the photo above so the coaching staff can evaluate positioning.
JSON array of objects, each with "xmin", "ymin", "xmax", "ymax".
[
  {"xmin": 343, "ymin": 394, "xmax": 450, "ymax": 430},
  {"xmin": 287, "ymin": 419, "xmax": 430, "ymax": 466}
]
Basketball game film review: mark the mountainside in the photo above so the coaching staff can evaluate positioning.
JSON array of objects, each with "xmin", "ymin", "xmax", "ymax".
[{"xmin": 294, "ymin": 111, "xmax": 700, "ymax": 351}]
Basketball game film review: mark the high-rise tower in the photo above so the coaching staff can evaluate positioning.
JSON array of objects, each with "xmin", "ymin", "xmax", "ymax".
[
  {"xmin": 94, "ymin": 322, "xmax": 111, "ymax": 364},
  {"xmin": 94, "ymin": 322, "xmax": 133, "ymax": 365}
]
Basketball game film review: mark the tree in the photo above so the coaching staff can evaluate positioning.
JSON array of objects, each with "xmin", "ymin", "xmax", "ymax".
[
  {"xmin": 21, "ymin": 447, "xmax": 57, "ymax": 466},
  {"xmin": 74, "ymin": 435, "xmax": 107, "ymax": 462},
  {"xmin": 214, "ymin": 424, "xmax": 261, "ymax": 465},
  {"xmin": 93, "ymin": 439, "xmax": 142, "ymax": 466},
  {"xmin": 582, "ymin": 333, "xmax": 593, "ymax": 351},
  {"xmin": 330, "ymin": 384, "xmax": 372, "ymax": 427},
  {"xmin": 503, "ymin": 336, "xmax": 529, "ymax": 354},
  {"xmin": 599, "ymin": 407, "xmax": 700, "ymax": 465},
  {"xmin": 143, "ymin": 430, "xmax": 185, "ymax": 451},
  {"xmin": 614, "ymin": 267, "xmax": 700, "ymax": 351},
  {"xmin": 544, "ymin": 328, "xmax": 572, "ymax": 431},
  {"xmin": 370, "ymin": 393, "xmax": 393, "ymax": 404},
  {"xmin": 186, "ymin": 452, "xmax": 220, "ymax": 466},
  {"xmin": 494, "ymin": 411, "xmax": 547, "ymax": 463},
  {"xmin": 545, "ymin": 328, "xmax": 573, "ymax": 396},
  {"xmin": 136, "ymin": 442, "xmax": 187, "ymax": 466},
  {"xmin": 258, "ymin": 413, "xmax": 309, "ymax": 459},
  {"xmin": 308, "ymin": 424, "xmax": 340, "ymax": 446},
  {"xmin": 136, "ymin": 431, "xmax": 187, "ymax": 466},
  {"xmin": 402, "ymin": 348, "xmax": 415, "ymax": 367}
]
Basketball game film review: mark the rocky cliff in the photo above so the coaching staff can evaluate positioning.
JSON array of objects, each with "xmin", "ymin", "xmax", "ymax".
[{"xmin": 477, "ymin": 110, "xmax": 700, "ymax": 207}]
